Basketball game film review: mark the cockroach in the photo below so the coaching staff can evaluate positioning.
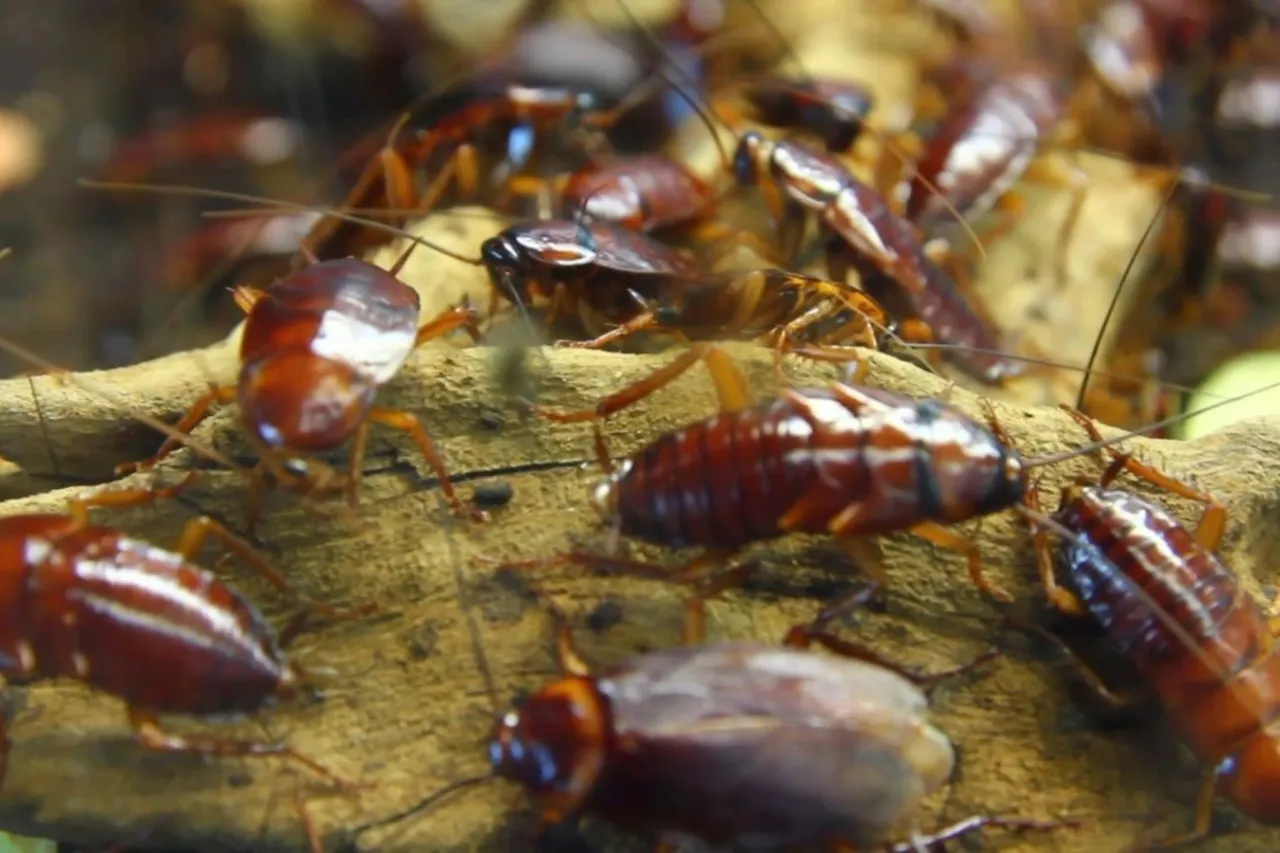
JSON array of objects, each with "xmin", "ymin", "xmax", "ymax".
[
  {"xmin": 623, "ymin": 15, "xmax": 1022, "ymax": 383},
  {"xmin": 103, "ymin": 227, "xmax": 490, "ymax": 530},
  {"xmin": 295, "ymin": 79, "xmax": 674, "ymax": 263},
  {"xmin": 510, "ymin": 340, "xmax": 1280, "ymax": 610},
  {"xmin": 478, "ymin": 218, "xmax": 891, "ymax": 355},
  {"xmin": 558, "ymin": 154, "xmax": 723, "ymax": 236},
  {"xmin": 712, "ymin": 74, "xmax": 877, "ymax": 153},
  {"xmin": 728, "ymin": 129, "xmax": 1023, "ymax": 384},
  {"xmin": 99, "ymin": 111, "xmax": 306, "ymax": 185},
  {"xmin": 0, "ymin": 485, "xmax": 357, "ymax": 791},
  {"xmin": 361, "ymin": 589, "xmax": 1067, "ymax": 850},
  {"xmin": 1023, "ymin": 405, "xmax": 1280, "ymax": 846}
]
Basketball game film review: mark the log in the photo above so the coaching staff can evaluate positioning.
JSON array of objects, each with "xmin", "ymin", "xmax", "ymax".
[{"xmin": 0, "ymin": 329, "xmax": 1278, "ymax": 851}]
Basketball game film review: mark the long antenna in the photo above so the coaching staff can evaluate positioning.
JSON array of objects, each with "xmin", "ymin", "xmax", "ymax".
[
  {"xmin": 1027, "ymin": 377, "xmax": 1280, "ymax": 469},
  {"xmin": 1073, "ymin": 169, "xmax": 1184, "ymax": 414},
  {"xmin": 80, "ymin": 179, "xmax": 485, "ymax": 267}
]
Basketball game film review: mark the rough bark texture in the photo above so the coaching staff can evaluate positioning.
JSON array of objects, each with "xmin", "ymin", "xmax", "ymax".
[{"xmin": 0, "ymin": 2, "xmax": 1277, "ymax": 852}]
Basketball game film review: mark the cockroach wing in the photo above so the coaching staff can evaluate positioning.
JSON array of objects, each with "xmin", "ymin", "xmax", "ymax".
[{"xmin": 591, "ymin": 642, "xmax": 954, "ymax": 848}]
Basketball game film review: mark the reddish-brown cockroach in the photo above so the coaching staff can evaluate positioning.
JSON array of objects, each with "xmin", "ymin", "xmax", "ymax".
[
  {"xmin": 362, "ymin": 590, "xmax": 1067, "ymax": 850},
  {"xmin": 712, "ymin": 74, "xmax": 877, "ymax": 153},
  {"xmin": 1023, "ymin": 406, "xmax": 1280, "ymax": 846},
  {"xmin": 295, "ymin": 79, "xmax": 675, "ymax": 263},
  {"xmin": 628, "ymin": 30, "xmax": 1019, "ymax": 383},
  {"xmin": 0, "ymin": 486, "xmax": 357, "ymax": 790},
  {"xmin": 94, "ymin": 219, "xmax": 491, "ymax": 529},
  {"xmin": 99, "ymin": 111, "xmax": 306, "ymax": 185},
  {"xmin": 510, "ymin": 341, "xmax": 1280, "ymax": 609},
  {"xmin": 728, "ymin": 129, "xmax": 1023, "ymax": 384},
  {"xmin": 558, "ymin": 153, "xmax": 723, "ymax": 236},
  {"xmin": 478, "ymin": 218, "xmax": 891, "ymax": 355}
]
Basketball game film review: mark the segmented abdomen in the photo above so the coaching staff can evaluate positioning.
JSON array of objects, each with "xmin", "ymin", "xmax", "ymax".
[
  {"xmin": 24, "ymin": 527, "xmax": 288, "ymax": 716},
  {"xmin": 611, "ymin": 399, "xmax": 823, "ymax": 549},
  {"xmin": 1060, "ymin": 488, "xmax": 1280, "ymax": 762}
]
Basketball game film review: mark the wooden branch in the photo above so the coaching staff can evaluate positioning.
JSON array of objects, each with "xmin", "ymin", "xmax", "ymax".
[{"xmin": 0, "ymin": 334, "xmax": 1278, "ymax": 851}]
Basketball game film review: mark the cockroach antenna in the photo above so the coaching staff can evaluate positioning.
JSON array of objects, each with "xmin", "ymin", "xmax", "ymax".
[{"xmin": 1073, "ymin": 167, "xmax": 1184, "ymax": 415}]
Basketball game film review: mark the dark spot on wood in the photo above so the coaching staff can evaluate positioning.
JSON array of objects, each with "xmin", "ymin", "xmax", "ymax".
[
  {"xmin": 586, "ymin": 599, "xmax": 623, "ymax": 633},
  {"xmin": 473, "ymin": 569, "xmax": 538, "ymax": 624},
  {"xmin": 473, "ymin": 480, "xmax": 514, "ymax": 508},
  {"xmin": 408, "ymin": 619, "xmax": 440, "ymax": 660},
  {"xmin": 226, "ymin": 771, "xmax": 253, "ymax": 788}
]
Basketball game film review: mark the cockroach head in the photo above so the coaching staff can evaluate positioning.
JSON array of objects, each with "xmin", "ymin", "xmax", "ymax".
[
  {"xmin": 488, "ymin": 678, "xmax": 608, "ymax": 800},
  {"xmin": 480, "ymin": 234, "xmax": 528, "ymax": 302},
  {"xmin": 732, "ymin": 130, "xmax": 765, "ymax": 185},
  {"xmin": 977, "ymin": 446, "xmax": 1027, "ymax": 515}
]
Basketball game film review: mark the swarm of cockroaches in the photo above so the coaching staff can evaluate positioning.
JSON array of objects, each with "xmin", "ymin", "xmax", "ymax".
[{"xmin": 3, "ymin": 0, "xmax": 1280, "ymax": 851}]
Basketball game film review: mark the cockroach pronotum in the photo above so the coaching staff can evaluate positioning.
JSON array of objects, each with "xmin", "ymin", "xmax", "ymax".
[
  {"xmin": 0, "ymin": 485, "xmax": 357, "ymax": 791},
  {"xmin": 1022, "ymin": 406, "xmax": 1280, "ymax": 847},
  {"xmin": 355, "ymin": 590, "xmax": 1068, "ymax": 850},
  {"xmin": 71, "ymin": 204, "xmax": 493, "ymax": 530}
]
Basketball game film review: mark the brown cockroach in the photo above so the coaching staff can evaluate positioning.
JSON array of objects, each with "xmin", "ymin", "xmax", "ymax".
[
  {"xmin": 74, "ymin": 206, "xmax": 492, "ymax": 529},
  {"xmin": 729, "ymin": 129, "xmax": 1024, "ymax": 384},
  {"xmin": 1023, "ymin": 406, "xmax": 1280, "ymax": 847},
  {"xmin": 358, "ymin": 585, "xmax": 1067, "ymax": 850},
  {"xmin": 506, "ymin": 337, "xmax": 1280, "ymax": 611},
  {"xmin": 478, "ymin": 217, "xmax": 889, "ymax": 354},
  {"xmin": 0, "ymin": 484, "xmax": 359, "ymax": 791},
  {"xmin": 606, "ymin": 1, "xmax": 1016, "ymax": 383},
  {"xmin": 712, "ymin": 74, "xmax": 878, "ymax": 153},
  {"xmin": 558, "ymin": 153, "xmax": 724, "ymax": 236}
]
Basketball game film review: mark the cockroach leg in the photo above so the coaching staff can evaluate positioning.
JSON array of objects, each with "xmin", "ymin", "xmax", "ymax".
[
  {"xmin": 296, "ymin": 787, "xmax": 323, "ymax": 853},
  {"xmin": 1026, "ymin": 482, "xmax": 1088, "ymax": 615},
  {"xmin": 115, "ymin": 385, "xmax": 237, "ymax": 476},
  {"xmin": 1004, "ymin": 614, "xmax": 1145, "ymax": 710},
  {"xmin": 125, "ymin": 706, "xmax": 356, "ymax": 789},
  {"xmin": 547, "ymin": 606, "xmax": 592, "ymax": 678},
  {"xmin": 364, "ymin": 407, "xmax": 489, "ymax": 522},
  {"xmin": 680, "ymin": 565, "xmax": 760, "ymax": 646},
  {"xmin": 911, "ymin": 521, "xmax": 1013, "ymax": 603},
  {"xmin": 66, "ymin": 473, "xmax": 201, "ymax": 522},
  {"xmin": 414, "ymin": 301, "xmax": 483, "ymax": 347},
  {"xmin": 878, "ymin": 813, "xmax": 1075, "ymax": 853},
  {"xmin": 493, "ymin": 547, "xmax": 741, "ymax": 587},
  {"xmin": 532, "ymin": 343, "xmax": 753, "ymax": 423},
  {"xmin": 554, "ymin": 312, "xmax": 659, "ymax": 349},
  {"xmin": 1060, "ymin": 406, "xmax": 1227, "ymax": 551},
  {"xmin": 1131, "ymin": 771, "xmax": 1219, "ymax": 851}
]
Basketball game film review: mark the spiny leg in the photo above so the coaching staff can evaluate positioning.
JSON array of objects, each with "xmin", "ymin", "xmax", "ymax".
[
  {"xmin": 173, "ymin": 514, "xmax": 378, "ymax": 621},
  {"xmin": 115, "ymin": 385, "xmax": 237, "ymax": 475},
  {"xmin": 480, "ymin": 547, "xmax": 740, "ymax": 588},
  {"xmin": 65, "ymin": 472, "xmax": 201, "ymax": 528},
  {"xmin": 553, "ymin": 311, "xmax": 659, "ymax": 350},
  {"xmin": 531, "ymin": 342, "xmax": 754, "ymax": 423},
  {"xmin": 366, "ymin": 406, "xmax": 488, "ymax": 522},
  {"xmin": 414, "ymin": 300, "xmax": 483, "ymax": 348},
  {"xmin": 126, "ymin": 706, "xmax": 357, "ymax": 790},
  {"xmin": 1025, "ymin": 482, "xmax": 1088, "ymax": 616},
  {"xmin": 681, "ymin": 564, "xmax": 758, "ymax": 646},
  {"xmin": 297, "ymin": 135, "xmax": 419, "ymax": 262},
  {"xmin": 911, "ymin": 520, "xmax": 1014, "ymax": 603},
  {"xmin": 1060, "ymin": 405, "xmax": 1227, "ymax": 551},
  {"xmin": 1129, "ymin": 769, "xmax": 1218, "ymax": 851},
  {"xmin": 546, "ymin": 604, "xmax": 592, "ymax": 678},
  {"xmin": 1002, "ymin": 612, "xmax": 1146, "ymax": 710},
  {"xmin": 875, "ymin": 814, "xmax": 1076, "ymax": 853}
]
